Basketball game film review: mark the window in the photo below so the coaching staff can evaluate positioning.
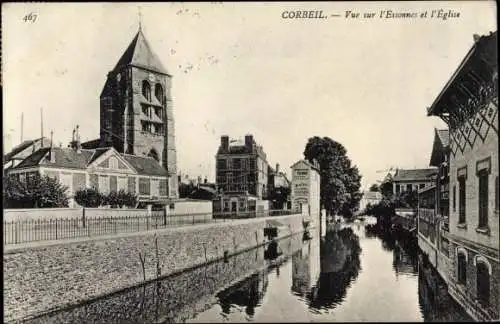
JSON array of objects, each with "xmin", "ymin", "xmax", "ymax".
[
  {"xmin": 117, "ymin": 177, "xmax": 127, "ymax": 191},
  {"xmin": 90, "ymin": 174, "xmax": 99, "ymax": 190},
  {"xmin": 72, "ymin": 173, "xmax": 86, "ymax": 192},
  {"xmin": 110, "ymin": 175, "xmax": 117, "ymax": 192},
  {"xmin": 109, "ymin": 157, "xmax": 118, "ymax": 169},
  {"xmin": 99, "ymin": 175, "xmax": 109, "ymax": 194},
  {"xmin": 396, "ymin": 184, "xmax": 401, "ymax": 195},
  {"xmin": 476, "ymin": 261, "xmax": 490, "ymax": 305},
  {"xmin": 139, "ymin": 178, "xmax": 151, "ymax": 195},
  {"xmin": 452, "ymin": 185, "xmax": 456, "ymax": 212},
  {"xmin": 406, "ymin": 184, "xmax": 412, "ymax": 192},
  {"xmin": 249, "ymin": 158, "xmax": 256, "ymax": 170},
  {"xmin": 478, "ymin": 170, "xmax": 489, "ymax": 228},
  {"xmin": 458, "ymin": 177, "xmax": 466, "ymax": 224},
  {"xmin": 217, "ymin": 159, "xmax": 227, "ymax": 170},
  {"xmin": 495, "ymin": 176, "xmax": 499, "ymax": 212},
  {"xmin": 128, "ymin": 177, "xmax": 136, "ymax": 194},
  {"xmin": 154, "ymin": 107, "xmax": 163, "ymax": 119},
  {"xmin": 233, "ymin": 158, "xmax": 241, "ymax": 169},
  {"xmin": 141, "ymin": 121, "xmax": 150, "ymax": 133},
  {"xmin": 142, "ymin": 81, "xmax": 151, "ymax": 101},
  {"xmin": 159, "ymin": 179, "xmax": 168, "ymax": 196},
  {"xmin": 457, "ymin": 251, "xmax": 467, "ymax": 284},
  {"xmin": 227, "ymin": 173, "xmax": 233, "ymax": 184},
  {"xmin": 155, "ymin": 84, "xmax": 164, "ymax": 105}
]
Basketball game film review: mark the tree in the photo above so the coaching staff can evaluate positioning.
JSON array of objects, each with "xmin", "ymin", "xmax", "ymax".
[
  {"xmin": 369, "ymin": 184, "xmax": 379, "ymax": 192},
  {"xmin": 379, "ymin": 179, "xmax": 393, "ymax": 199},
  {"xmin": 304, "ymin": 136, "xmax": 363, "ymax": 217},
  {"xmin": 3, "ymin": 173, "xmax": 69, "ymax": 208},
  {"xmin": 268, "ymin": 185, "xmax": 291, "ymax": 209},
  {"xmin": 74, "ymin": 187, "xmax": 105, "ymax": 208}
]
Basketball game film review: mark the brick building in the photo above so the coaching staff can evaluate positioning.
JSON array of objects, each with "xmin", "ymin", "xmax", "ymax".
[
  {"xmin": 427, "ymin": 31, "xmax": 498, "ymax": 321},
  {"xmin": 214, "ymin": 135, "xmax": 269, "ymax": 214}
]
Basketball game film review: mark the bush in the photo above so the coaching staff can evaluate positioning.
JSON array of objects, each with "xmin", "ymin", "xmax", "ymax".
[
  {"xmin": 116, "ymin": 189, "xmax": 138, "ymax": 208},
  {"xmin": 3, "ymin": 173, "xmax": 69, "ymax": 208},
  {"xmin": 75, "ymin": 188, "xmax": 138, "ymax": 208},
  {"xmin": 74, "ymin": 187, "xmax": 104, "ymax": 208}
]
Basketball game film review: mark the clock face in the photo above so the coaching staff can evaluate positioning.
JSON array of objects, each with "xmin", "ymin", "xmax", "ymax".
[{"xmin": 149, "ymin": 73, "xmax": 155, "ymax": 82}]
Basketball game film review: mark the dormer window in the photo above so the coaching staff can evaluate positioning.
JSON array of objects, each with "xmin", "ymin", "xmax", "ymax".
[{"xmin": 142, "ymin": 80, "xmax": 151, "ymax": 101}]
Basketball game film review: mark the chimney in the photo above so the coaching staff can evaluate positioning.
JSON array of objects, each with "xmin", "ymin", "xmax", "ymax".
[
  {"xmin": 48, "ymin": 130, "xmax": 54, "ymax": 162},
  {"xmin": 244, "ymin": 134, "xmax": 253, "ymax": 148},
  {"xmin": 75, "ymin": 125, "xmax": 82, "ymax": 153},
  {"xmin": 221, "ymin": 135, "xmax": 229, "ymax": 151},
  {"xmin": 276, "ymin": 163, "xmax": 280, "ymax": 174}
]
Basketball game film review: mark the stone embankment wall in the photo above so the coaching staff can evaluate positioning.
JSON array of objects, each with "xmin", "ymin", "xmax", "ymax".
[
  {"xmin": 4, "ymin": 213, "xmax": 309, "ymax": 323},
  {"xmin": 24, "ymin": 231, "xmax": 311, "ymax": 323}
]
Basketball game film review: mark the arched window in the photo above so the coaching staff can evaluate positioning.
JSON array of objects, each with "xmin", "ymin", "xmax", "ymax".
[
  {"xmin": 155, "ymin": 84, "xmax": 164, "ymax": 105},
  {"xmin": 148, "ymin": 148, "xmax": 159, "ymax": 162},
  {"xmin": 457, "ymin": 250, "xmax": 467, "ymax": 284},
  {"xmin": 142, "ymin": 81, "xmax": 151, "ymax": 101},
  {"xmin": 475, "ymin": 256, "xmax": 491, "ymax": 305}
]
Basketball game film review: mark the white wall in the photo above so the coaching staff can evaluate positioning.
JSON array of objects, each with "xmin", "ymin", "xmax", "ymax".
[{"xmin": 169, "ymin": 200, "xmax": 213, "ymax": 215}]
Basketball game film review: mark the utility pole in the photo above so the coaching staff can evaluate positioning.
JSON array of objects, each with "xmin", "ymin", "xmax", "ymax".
[
  {"xmin": 20, "ymin": 112, "xmax": 24, "ymax": 143},
  {"xmin": 40, "ymin": 108, "xmax": 44, "ymax": 146}
]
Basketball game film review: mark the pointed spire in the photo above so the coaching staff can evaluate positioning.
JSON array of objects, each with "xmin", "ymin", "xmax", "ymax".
[{"xmin": 112, "ymin": 21, "xmax": 169, "ymax": 75}]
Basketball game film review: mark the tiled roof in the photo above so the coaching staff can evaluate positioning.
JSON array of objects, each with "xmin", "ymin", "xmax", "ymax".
[
  {"xmin": 15, "ymin": 148, "xmax": 51, "ymax": 169},
  {"xmin": 122, "ymin": 154, "xmax": 168, "ymax": 176},
  {"xmin": 12, "ymin": 147, "xmax": 168, "ymax": 177},
  {"xmin": 81, "ymin": 138, "xmax": 101, "ymax": 149},
  {"xmin": 88, "ymin": 148, "xmax": 109, "ymax": 165},
  {"xmin": 393, "ymin": 168, "xmax": 438, "ymax": 182},
  {"xmin": 4, "ymin": 137, "xmax": 51, "ymax": 163},
  {"xmin": 114, "ymin": 28, "xmax": 169, "ymax": 75},
  {"xmin": 436, "ymin": 129, "xmax": 449, "ymax": 148}
]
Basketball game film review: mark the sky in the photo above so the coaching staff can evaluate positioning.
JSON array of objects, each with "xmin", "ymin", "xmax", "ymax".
[{"xmin": 2, "ymin": 1, "xmax": 497, "ymax": 190}]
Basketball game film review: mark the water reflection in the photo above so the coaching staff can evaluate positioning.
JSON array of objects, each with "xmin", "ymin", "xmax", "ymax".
[
  {"xmin": 217, "ymin": 270, "xmax": 268, "ymax": 319},
  {"xmin": 308, "ymin": 226, "xmax": 362, "ymax": 311},
  {"xmin": 26, "ymin": 221, "xmax": 473, "ymax": 323}
]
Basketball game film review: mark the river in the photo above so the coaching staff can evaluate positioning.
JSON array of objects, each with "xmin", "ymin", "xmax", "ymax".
[{"xmin": 26, "ymin": 218, "xmax": 472, "ymax": 323}]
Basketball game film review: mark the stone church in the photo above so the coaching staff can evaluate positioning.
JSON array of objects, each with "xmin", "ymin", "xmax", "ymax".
[{"xmin": 5, "ymin": 26, "xmax": 179, "ymax": 206}]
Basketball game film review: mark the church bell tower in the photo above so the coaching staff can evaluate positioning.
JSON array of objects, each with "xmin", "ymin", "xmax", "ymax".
[{"xmin": 99, "ymin": 26, "xmax": 178, "ymax": 179}]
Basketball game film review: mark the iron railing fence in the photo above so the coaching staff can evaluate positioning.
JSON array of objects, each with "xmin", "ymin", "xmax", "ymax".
[{"xmin": 3, "ymin": 209, "xmax": 296, "ymax": 245}]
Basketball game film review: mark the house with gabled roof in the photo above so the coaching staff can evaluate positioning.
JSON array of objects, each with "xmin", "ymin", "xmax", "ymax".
[
  {"xmin": 392, "ymin": 168, "xmax": 438, "ymax": 196},
  {"xmin": 426, "ymin": 31, "xmax": 498, "ymax": 321},
  {"xmin": 7, "ymin": 134, "xmax": 172, "ymax": 208}
]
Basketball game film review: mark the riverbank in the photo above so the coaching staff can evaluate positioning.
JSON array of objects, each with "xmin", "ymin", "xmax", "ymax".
[{"xmin": 4, "ymin": 213, "xmax": 312, "ymax": 323}]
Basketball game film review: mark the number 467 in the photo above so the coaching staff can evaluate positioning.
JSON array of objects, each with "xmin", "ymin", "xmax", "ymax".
[{"xmin": 23, "ymin": 12, "xmax": 37, "ymax": 23}]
